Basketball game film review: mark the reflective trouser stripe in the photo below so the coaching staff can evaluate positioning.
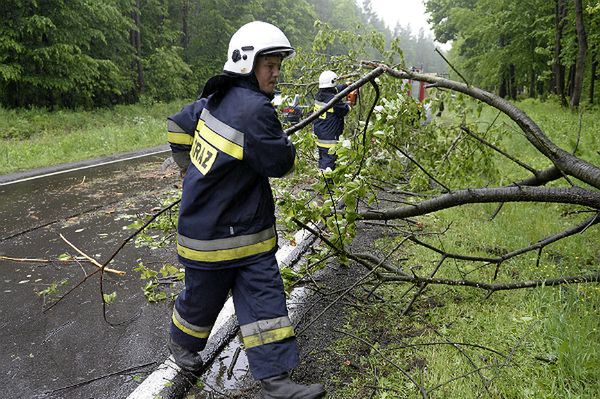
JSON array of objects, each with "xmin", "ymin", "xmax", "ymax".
[
  {"xmin": 240, "ymin": 316, "xmax": 295, "ymax": 349},
  {"xmin": 177, "ymin": 227, "xmax": 277, "ymax": 263},
  {"xmin": 316, "ymin": 139, "xmax": 338, "ymax": 148},
  {"xmin": 172, "ymin": 307, "xmax": 212, "ymax": 339},
  {"xmin": 167, "ymin": 120, "xmax": 194, "ymax": 145}
]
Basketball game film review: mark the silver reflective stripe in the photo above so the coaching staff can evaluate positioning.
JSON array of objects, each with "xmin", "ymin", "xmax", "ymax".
[
  {"xmin": 167, "ymin": 119, "xmax": 186, "ymax": 133},
  {"xmin": 173, "ymin": 307, "xmax": 212, "ymax": 334},
  {"xmin": 240, "ymin": 316, "xmax": 292, "ymax": 337},
  {"xmin": 315, "ymin": 100, "xmax": 328, "ymax": 108},
  {"xmin": 178, "ymin": 226, "xmax": 276, "ymax": 251},
  {"xmin": 317, "ymin": 139, "xmax": 338, "ymax": 145},
  {"xmin": 200, "ymin": 108, "xmax": 245, "ymax": 147}
]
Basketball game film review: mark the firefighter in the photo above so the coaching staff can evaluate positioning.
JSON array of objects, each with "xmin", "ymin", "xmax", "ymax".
[
  {"xmin": 312, "ymin": 70, "xmax": 351, "ymax": 172},
  {"xmin": 166, "ymin": 21, "xmax": 326, "ymax": 399}
]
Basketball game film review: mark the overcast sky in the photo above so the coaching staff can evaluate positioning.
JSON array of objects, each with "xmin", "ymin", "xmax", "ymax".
[
  {"xmin": 368, "ymin": 0, "xmax": 431, "ymax": 35},
  {"xmin": 365, "ymin": 0, "xmax": 452, "ymax": 50}
]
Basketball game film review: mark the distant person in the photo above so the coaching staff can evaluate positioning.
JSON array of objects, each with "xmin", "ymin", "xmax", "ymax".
[
  {"xmin": 312, "ymin": 70, "xmax": 351, "ymax": 172},
  {"xmin": 166, "ymin": 21, "xmax": 326, "ymax": 399}
]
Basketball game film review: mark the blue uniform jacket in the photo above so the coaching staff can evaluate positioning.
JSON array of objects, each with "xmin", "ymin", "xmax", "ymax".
[
  {"xmin": 312, "ymin": 84, "xmax": 350, "ymax": 148},
  {"xmin": 167, "ymin": 79, "xmax": 296, "ymax": 270}
]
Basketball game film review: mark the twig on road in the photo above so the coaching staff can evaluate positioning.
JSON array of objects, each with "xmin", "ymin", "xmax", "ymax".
[{"xmin": 59, "ymin": 233, "xmax": 125, "ymax": 275}]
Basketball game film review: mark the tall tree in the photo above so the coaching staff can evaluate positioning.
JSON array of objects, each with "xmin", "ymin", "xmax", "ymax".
[
  {"xmin": 0, "ymin": 0, "xmax": 135, "ymax": 108},
  {"xmin": 553, "ymin": 0, "xmax": 568, "ymax": 103},
  {"xmin": 570, "ymin": 0, "xmax": 588, "ymax": 108},
  {"xmin": 131, "ymin": 0, "xmax": 144, "ymax": 95}
]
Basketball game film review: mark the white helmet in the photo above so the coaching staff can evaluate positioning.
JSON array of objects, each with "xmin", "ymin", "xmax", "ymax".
[
  {"xmin": 223, "ymin": 21, "xmax": 295, "ymax": 76},
  {"xmin": 318, "ymin": 70, "xmax": 338, "ymax": 88}
]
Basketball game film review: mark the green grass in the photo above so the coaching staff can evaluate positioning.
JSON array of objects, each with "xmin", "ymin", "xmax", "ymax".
[
  {"xmin": 327, "ymin": 99, "xmax": 600, "ymax": 398},
  {"xmin": 0, "ymin": 100, "xmax": 191, "ymax": 175}
]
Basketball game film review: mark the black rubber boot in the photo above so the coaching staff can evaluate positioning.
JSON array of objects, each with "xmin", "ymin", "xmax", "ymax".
[
  {"xmin": 261, "ymin": 372, "xmax": 326, "ymax": 399},
  {"xmin": 167, "ymin": 336, "xmax": 203, "ymax": 372}
]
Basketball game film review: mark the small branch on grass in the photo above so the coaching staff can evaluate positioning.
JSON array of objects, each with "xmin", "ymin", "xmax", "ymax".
[
  {"xmin": 431, "ymin": 327, "xmax": 493, "ymax": 396},
  {"xmin": 381, "ymin": 271, "xmax": 600, "ymax": 295},
  {"xmin": 402, "ymin": 255, "xmax": 446, "ymax": 315},
  {"xmin": 409, "ymin": 212, "xmax": 600, "ymax": 272},
  {"xmin": 389, "ymin": 142, "xmax": 451, "ymax": 193},
  {"xmin": 426, "ymin": 364, "xmax": 497, "ymax": 395},
  {"xmin": 333, "ymin": 328, "xmax": 429, "ymax": 399},
  {"xmin": 398, "ymin": 341, "xmax": 507, "ymax": 359},
  {"xmin": 293, "ymin": 217, "xmax": 409, "ymax": 335},
  {"xmin": 460, "ymin": 125, "xmax": 538, "ymax": 176}
]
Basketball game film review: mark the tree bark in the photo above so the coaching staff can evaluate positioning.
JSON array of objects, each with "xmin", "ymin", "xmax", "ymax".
[
  {"xmin": 553, "ymin": 0, "xmax": 567, "ymax": 104},
  {"xmin": 567, "ymin": 64, "xmax": 576, "ymax": 97},
  {"xmin": 360, "ymin": 186, "xmax": 600, "ymax": 221},
  {"xmin": 181, "ymin": 0, "xmax": 189, "ymax": 61},
  {"xmin": 499, "ymin": 75, "xmax": 507, "ymax": 99},
  {"xmin": 590, "ymin": 59, "xmax": 597, "ymax": 104},
  {"xmin": 131, "ymin": 0, "xmax": 145, "ymax": 94},
  {"xmin": 570, "ymin": 0, "xmax": 587, "ymax": 108},
  {"xmin": 509, "ymin": 64, "xmax": 517, "ymax": 100}
]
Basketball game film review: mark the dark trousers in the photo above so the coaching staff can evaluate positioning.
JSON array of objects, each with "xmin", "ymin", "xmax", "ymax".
[
  {"xmin": 170, "ymin": 255, "xmax": 299, "ymax": 380},
  {"xmin": 318, "ymin": 146, "xmax": 337, "ymax": 170}
]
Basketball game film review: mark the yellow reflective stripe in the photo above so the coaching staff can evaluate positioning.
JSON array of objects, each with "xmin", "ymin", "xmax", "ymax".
[
  {"xmin": 316, "ymin": 141, "xmax": 337, "ymax": 148},
  {"xmin": 172, "ymin": 313, "xmax": 211, "ymax": 339},
  {"xmin": 242, "ymin": 326, "xmax": 295, "ymax": 349},
  {"xmin": 197, "ymin": 120, "xmax": 243, "ymax": 160},
  {"xmin": 168, "ymin": 132, "xmax": 194, "ymax": 145},
  {"xmin": 178, "ymin": 236, "xmax": 277, "ymax": 262},
  {"xmin": 314, "ymin": 103, "xmax": 334, "ymax": 113}
]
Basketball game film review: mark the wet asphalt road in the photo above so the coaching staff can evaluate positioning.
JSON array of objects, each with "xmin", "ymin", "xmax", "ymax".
[{"xmin": 0, "ymin": 149, "xmax": 185, "ymax": 398}]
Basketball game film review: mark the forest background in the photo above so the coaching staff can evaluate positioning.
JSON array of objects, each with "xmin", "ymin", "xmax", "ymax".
[
  {"xmin": 0, "ymin": 0, "xmax": 450, "ymax": 110},
  {"xmin": 1, "ymin": 0, "xmax": 599, "ymax": 111}
]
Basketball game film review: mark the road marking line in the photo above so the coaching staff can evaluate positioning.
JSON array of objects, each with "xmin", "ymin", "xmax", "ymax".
[{"xmin": 0, "ymin": 148, "xmax": 170, "ymax": 186}]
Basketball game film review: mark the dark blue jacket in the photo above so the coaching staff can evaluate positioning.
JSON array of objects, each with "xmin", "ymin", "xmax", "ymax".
[
  {"xmin": 312, "ymin": 85, "xmax": 350, "ymax": 148},
  {"xmin": 167, "ymin": 79, "xmax": 296, "ymax": 270}
]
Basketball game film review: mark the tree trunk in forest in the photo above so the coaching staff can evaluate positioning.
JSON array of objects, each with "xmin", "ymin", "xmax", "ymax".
[
  {"xmin": 529, "ymin": 69, "xmax": 536, "ymax": 97},
  {"xmin": 499, "ymin": 74, "xmax": 507, "ymax": 99},
  {"xmin": 131, "ymin": 0, "xmax": 145, "ymax": 95},
  {"xmin": 529, "ymin": 38, "xmax": 536, "ymax": 97},
  {"xmin": 509, "ymin": 64, "xmax": 517, "ymax": 100},
  {"xmin": 567, "ymin": 64, "xmax": 575, "ymax": 97},
  {"xmin": 181, "ymin": 0, "xmax": 189, "ymax": 61},
  {"xmin": 590, "ymin": 59, "xmax": 597, "ymax": 104},
  {"xmin": 553, "ymin": 0, "xmax": 567, "ymax": 104},
  {"xmin": 570, "ymin": 0, "xmax": 587, "ymax": 108}
]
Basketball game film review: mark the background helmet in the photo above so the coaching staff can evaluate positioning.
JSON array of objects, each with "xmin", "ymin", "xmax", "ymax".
[
  {"xmin": 223, "ymin": 21, "xmax": 295, "ymax": 76},
  {"xmin": 318, "ymin": 70, "xmax": 338, "ymax": 88}
]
